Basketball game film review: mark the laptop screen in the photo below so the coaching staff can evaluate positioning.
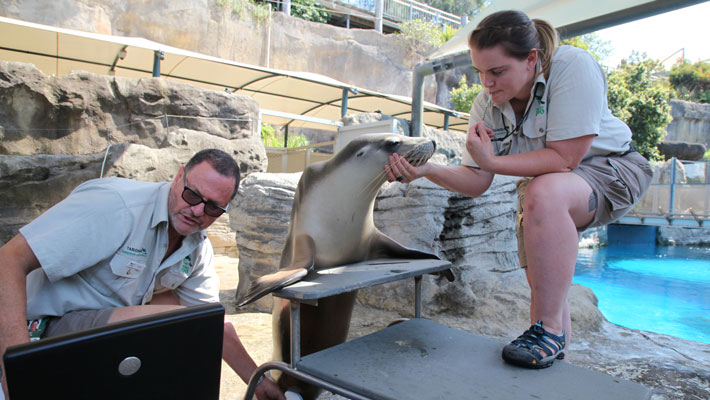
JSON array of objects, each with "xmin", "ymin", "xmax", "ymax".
[{"xmin": 3, "ymin": 303, "xmax": 225, "ymax": 400}]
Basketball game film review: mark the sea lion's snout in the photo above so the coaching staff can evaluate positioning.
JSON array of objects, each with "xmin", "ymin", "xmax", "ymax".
[{"xmin": 400, "ymin": 138, "xmax": 436, "ymax": 167}]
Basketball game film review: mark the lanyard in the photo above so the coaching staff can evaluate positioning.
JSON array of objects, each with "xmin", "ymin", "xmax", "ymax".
[{"xmin": 493, "ymin": 82, "xmax": 545, "ymax": 142}]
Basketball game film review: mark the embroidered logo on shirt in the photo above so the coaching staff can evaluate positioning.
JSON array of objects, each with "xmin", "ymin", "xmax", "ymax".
[
  {"xmin": 180, "ymin": 255, "xmax": 193, "ymax": 275},
  {"xmin": 536, "ymin": 106, "xmax": 545, "ymax": 116},
  {"xmin": 121, "ymin": 246, "xmax": 147, "ymax": 258}
]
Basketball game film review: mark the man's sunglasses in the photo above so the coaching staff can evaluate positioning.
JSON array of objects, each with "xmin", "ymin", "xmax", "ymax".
[{"xmin": 182, "ymin": 175, "xmax": 229, "ymax": 218}]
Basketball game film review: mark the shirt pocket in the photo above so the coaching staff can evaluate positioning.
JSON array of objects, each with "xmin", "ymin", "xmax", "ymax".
[
  {"xmin": 159, "ymin": 265, "xmax": 190, "ymax": 290},
  {"xmin": 79, "ymin": 254, "xmax": 146, "ymax": 301},
  {"xmin": 522, "ymin": 111, "xmax": 547, "ymax": 139}
]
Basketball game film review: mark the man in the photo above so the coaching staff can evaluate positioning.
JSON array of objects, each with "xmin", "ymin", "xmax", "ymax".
[{"xmin": 0, "ymin": 149, "xmax": 285, "ymax": 400}]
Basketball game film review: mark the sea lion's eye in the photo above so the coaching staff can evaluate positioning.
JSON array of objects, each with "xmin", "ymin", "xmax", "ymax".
[
  {"xmin": 356, "ymin": 151, "xmax": 365, "ymax": 157},
  {"xmin": 385, "ymin": 140, "xmax": 401, "ymax": 150}
]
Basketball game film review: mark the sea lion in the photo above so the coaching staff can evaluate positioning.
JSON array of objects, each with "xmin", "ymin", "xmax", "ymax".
[{"xmin": 237, "ymin": 133, "xmax": 452, "ymax": 399}]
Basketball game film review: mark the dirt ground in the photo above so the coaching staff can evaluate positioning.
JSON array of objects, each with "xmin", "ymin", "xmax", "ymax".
[
  {"xmin": 214, "ymin": 255, "xmax": 270, "ymax": 400},
  {"xmin": 213, "ymin": 255, "xmax": 405, "ymax": 400}
]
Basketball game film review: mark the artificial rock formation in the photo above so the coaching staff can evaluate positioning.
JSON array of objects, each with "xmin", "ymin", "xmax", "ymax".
[{"xmin": 0, "ymin": 61, "xmax": 266, "ymax": 246}]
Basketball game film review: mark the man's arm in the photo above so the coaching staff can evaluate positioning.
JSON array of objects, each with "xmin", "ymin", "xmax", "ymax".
[{"xmin": 0, "ymin": 234, "xmax": 42, "ymax": 397}]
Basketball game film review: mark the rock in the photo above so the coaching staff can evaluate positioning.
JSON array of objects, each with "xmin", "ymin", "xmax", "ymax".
[
  {"xmin": 658, "ymin": 141, "xmax": 707, "ymax": 161},
  {"xmin": 0, "ymin": 62, "xmax": 266, "ymax": 247},
  {"xmin": 0, "ymin": 61, "xmax": 260, "ymax": 156},
  {"xmin": 666, "ymin": 100, "xmax": 710, "ymax": 145},
  {"xmin": 658, "ymin": 227, "xmax": 710, "ymax": 246},
  {"xmin": 652, "ymin": 158, "xmax": 687, "ymax": 184},
  {"xmin": 0, "ymin": 1, "xmax": 441, "ymax": 104},
  {"xmin": 229, "ymin": 172, "xmax": 299, "ymax": 310}
]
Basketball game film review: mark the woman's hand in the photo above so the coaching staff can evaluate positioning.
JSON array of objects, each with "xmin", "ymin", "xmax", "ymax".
[
  {"xmin": 385, "ymin": 153, "xmax": 426, "ymax": 183},
  {"xmin": 466, "ymin": 121, "xmax": 495, "ymax": 171}
]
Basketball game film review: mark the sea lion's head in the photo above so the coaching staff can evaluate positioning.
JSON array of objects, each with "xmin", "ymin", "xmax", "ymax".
[{"xmin": 334, "ymin": 132, "xmax": 436, "ymax": 172}]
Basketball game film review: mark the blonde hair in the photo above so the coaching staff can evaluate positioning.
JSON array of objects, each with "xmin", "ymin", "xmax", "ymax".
[{"xmin": 468, "ymin": 10, "xmax": 559, "ymax": 79}]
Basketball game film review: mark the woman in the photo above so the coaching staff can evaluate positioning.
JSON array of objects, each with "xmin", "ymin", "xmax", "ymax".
[{"xmin": 386, "ymin": 10, "xmax": 652, "ymax": 369}]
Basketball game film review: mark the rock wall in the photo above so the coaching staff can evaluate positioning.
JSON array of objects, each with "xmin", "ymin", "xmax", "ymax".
[
  {"xmin": 666, "ymin": 100, "xmax": 710, "ymax": 145},
  {"xmin": 0, "ymin": 0, "xmax": 451, "ymax": 105},
  {"xmin": 0, "ymin": 61, "xmax": 267, "ymax": 247}
]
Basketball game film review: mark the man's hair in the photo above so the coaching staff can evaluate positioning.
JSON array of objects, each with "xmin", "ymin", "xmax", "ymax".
[{"xmin": 184, "ymin": 149, "xmax": 241, "ymax": 199}]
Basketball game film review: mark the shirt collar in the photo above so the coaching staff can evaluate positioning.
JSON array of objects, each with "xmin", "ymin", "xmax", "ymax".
[{"xmin": 151, "ymin": 182, "xmax": 171, "ymax": 229}]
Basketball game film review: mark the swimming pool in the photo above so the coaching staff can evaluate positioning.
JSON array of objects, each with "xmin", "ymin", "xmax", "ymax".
[{"xmin": 573, "ymin": 244, "xmax": 710, "ymax": 344}]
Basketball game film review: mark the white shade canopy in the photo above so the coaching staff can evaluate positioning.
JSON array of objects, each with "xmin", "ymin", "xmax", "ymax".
[
  {"xmin": 428, "ymin": 0, "xmax": 706, "ymax": 61},
  {"xmin": 0, "ymin": 16, "xmax": 469, "ymax": 133}
]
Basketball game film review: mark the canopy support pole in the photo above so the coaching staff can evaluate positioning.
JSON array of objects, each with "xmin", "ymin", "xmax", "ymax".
[{"xmin": 411, "ymin": 52, "xmax": 471, "ymax": 136}]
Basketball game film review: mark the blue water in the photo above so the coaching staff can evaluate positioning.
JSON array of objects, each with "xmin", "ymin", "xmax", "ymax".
[{"xmin": 573, "ymin": 245, "xmax": 710, "ymax": 344}]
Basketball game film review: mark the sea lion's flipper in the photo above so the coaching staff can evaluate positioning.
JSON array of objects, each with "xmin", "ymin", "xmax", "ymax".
[
  {"xmin": 370, "ymin": 232, "xmax": 454, "ymax": 282},
  {"xmin": 236, "ymin": 235, "xmax": 316, "ymax": 307}
]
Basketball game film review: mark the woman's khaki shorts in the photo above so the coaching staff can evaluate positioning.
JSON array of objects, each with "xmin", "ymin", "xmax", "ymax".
[{"xmin": 516, "ymin": 150, "xmax": 652, "ymax": 267}]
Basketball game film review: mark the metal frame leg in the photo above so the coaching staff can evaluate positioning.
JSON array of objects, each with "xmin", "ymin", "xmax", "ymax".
[
  {"xmin": 290, "ymin": 301, "xmax": 301, "ymax": 365},
  {"xmin": 243, "ymin": 361, "xmax": 372, "ymax": 400},
  {"xmin": 414, "ymin": 275, "xmax": 422, "ymax": 318}
]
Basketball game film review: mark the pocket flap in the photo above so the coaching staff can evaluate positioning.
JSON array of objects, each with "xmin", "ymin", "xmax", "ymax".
[{"xmin": 110, "ymin": 256, "xmax": 146, "ymax": 278}]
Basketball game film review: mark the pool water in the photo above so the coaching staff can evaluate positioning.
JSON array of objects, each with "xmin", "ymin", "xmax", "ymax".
[{"xmin": 573, "ymin": 244, "xmax": 710, "ymax": 344}]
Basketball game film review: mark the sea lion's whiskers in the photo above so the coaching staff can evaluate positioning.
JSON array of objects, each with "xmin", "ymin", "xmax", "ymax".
[{"xmin": 361, "ymin": 170, "xmax": 388, "ymax": 195}]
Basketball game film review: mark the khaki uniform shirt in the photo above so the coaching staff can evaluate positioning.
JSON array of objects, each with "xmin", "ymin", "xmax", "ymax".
[
  {"xmin": 21, "ymin": 178, "xmax": 219, "ymax": 319},
  {"xmin": 463, "ymin": 45, "xmax": 632, "ymax": 167}
]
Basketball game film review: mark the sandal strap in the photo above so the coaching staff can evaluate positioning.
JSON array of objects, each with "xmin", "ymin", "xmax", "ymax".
[{"xmin": 511, "ymin": 321, "xmax": 566, "ymax": 359}]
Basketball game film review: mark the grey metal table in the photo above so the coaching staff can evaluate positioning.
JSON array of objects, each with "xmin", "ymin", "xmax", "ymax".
[{"xmin": 243, "ymin": 259, "xmax": 650, "ymax": 400}]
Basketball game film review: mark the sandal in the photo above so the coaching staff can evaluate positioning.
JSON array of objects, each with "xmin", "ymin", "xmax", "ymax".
[{"xmin": 502, "ymin": 321, "xmax": 566, "ymax": 369}]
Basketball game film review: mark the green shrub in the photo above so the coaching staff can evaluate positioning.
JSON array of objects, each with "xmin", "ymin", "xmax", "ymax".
[
  {"xmin": 607, "ymin": 58, "xmax": 673, "ymax": 161},
  {"xmin": 289, "ymin": 0, "xmax": 330, "ymax": 23},
  {"xmin": 261, "ymin": 124, "xmax": 310, "ymax": 148},
  {"xmin": 251, "ymin": 1, "xmax": 272, "ymax": 24},
  {"xmin": 669, "ymin": 60, "xmax": 710, "ymax": 104},
  {"xmin": 561, "ymin": 33, "xmax": 611, "ymax": 63},
  {"xmin": 397, "ymin": 19, "xmax": 452, "ymax": 54},
  {"xmin": 217, "ymin": 0, "xmax": 272, "ymax": 24},
  {"xmin": 448, "ymin": 75, "xmax": 482, "ymax": 112}
]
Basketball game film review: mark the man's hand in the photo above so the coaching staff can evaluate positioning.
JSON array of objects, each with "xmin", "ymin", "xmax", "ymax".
[{"xmin": 255, "ymin": 376, "xmax": 286, "ymax": 400}]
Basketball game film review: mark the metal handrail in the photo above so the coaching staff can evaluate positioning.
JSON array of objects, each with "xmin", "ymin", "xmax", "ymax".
[
  {"xmin": 619, "ymin": 158, "xmax": 710, "ymax": 227},
  {"xmin": 335, "ymin": 0, "xmax": 462, "ymax": 27}
]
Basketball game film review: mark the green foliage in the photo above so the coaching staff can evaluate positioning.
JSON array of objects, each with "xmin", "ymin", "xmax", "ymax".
[
  {"xmin": 561, "ymin": 33, "xmax": 611, "ymax": 63},
  {"xmin": 606, "ymin": 58, "xmax": 673, "ymax": 161},
  {"xmin": 216, "ymin": 0, "xmax": 248, "ymax": 18},
  {"xmin": 421, "ymin": 0, "xmax": 485, "ymax": 18},
  {"xmin": 289, "ymin": 0, "xmax": 330, "ymax": 23},
  {"xmin": 440, "ymin": 24, "xmax": 460, "ymax": 43},
  {"xmin": 217, "ymin": 0, "xmax": 271, "ymax": 24},
  {"xmin": 669, "ymin": 60, "xmax": 710, "ymax": 104},
  {"xmin": 397, "ymin": 19, "xmax": 456, "ymax": 54},
  {"xmin": 261, "ymin": 124, "xmax": 310, "ymax": 148},
  {"xmin": 449, "ymin": 76, "xmax": 483, "ymax": 112},
  {"xmin": 251, "ymin": 1, "xmax": 272, "ymax": 24}
]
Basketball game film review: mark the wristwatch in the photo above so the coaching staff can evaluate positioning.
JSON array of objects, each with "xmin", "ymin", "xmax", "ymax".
[{"xmin": 255, "ymin": 374, "xmax": 265, "ymax": 386}]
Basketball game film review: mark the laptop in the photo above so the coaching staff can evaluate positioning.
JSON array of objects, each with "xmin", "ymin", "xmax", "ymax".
[{"xmin": 3, "ymin": 303, "xmax": 225, "ymax": 400}]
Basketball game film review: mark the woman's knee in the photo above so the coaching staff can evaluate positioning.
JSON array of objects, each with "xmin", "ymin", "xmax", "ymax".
[
  {"xmin": 523, "ymin": 176, "xmax": 563, "ymax": 218},
  {"xmin": 524, "ymin": 174, "xmax": 591, "ymax": 220}
]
